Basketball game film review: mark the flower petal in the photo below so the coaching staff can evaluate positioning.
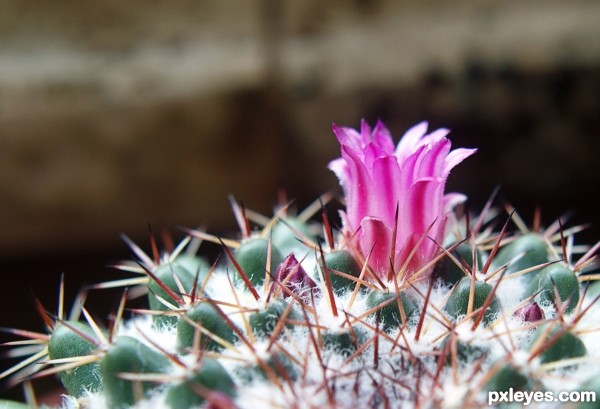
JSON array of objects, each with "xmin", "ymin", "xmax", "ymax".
[
  {"xmin": 444, "ymin": 148, "xmax": 478, "ymax": 176},
  {"xmin": 328, "ymin": 157, "xmax": 348, "ymax": 185},
  {"xmin": 341, "ymin": 145, "xmax": 374, "ymax": 231},
  {"xmin": 359, "ymin": 217, "xmax": 393, "ymax": 274},
  {"xmin": 414, "ymin": 137, "xmax": 451, "ymax": 179},
  {"xmin": 371, "ymin": 120, "xmax": 395, "ymax": 154},
  {"xmin": 372, "ymin": 155, "xmax": 402, "ymax": 227},
  {"xmin": 443, "ymin": 193, "xmax": 468, "ymax": 213},
  {"xmin": 332, "ymin": 123, "xmax": 365, "ymax": 153},
  {"xmin": 418, "ymin": 128, "xmax": 450, "ymax": 147},
  {"xmin": 401, "ymin": 178, "xmax": 445, "ymax": 269},
  {"xmin": 395, "ymin": 121, "xmax": 428, "ymax": 161}
]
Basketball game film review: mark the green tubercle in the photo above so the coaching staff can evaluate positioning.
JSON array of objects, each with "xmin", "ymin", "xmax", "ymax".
[
  {"xmin": 100, "ymin": 336, "xmax": 171, "ymax": 408},
  {"xmin": 236, "ymin": 351, "xmax": 298, "ymax": 383},
  {"xmin": 234, "ymin": 238, "xmax": 284, "ymax": 286},
  {"xmin": 316, "ymin": 250, "xmax": 362, "ymax": 295},
  {"xmin": 484, "ymin": 364, "xmax": 531, "ymax": 392},
  {"xmin": 530, "ymin": 324, "xmax": 587, "ymax": 364},
  {"xmin": 176, "ymin": 302, "xmax": 238, "ymax": 352},
  {"xmin": 528, "ymin": 263, "xmax": 580, "ymax": 314},
  {"xmin": 248, "ymin": 299, "xmax": 297, "ymax": 337},
  {"xmin": 165, "ymin": 359, "xmax": 236, "ymax": 409},
  {"xmin": 575, "ymin": 375, "xmax": 600, "ymax": 409},
  {"xmin": 435, "ymin": 242, "xmax": 484, "ymax": 286},
  {"xmin": 444, "ymin": 276, "xmax": 500, "ymax": 326},
  {"xmin": 493, "ymin": 233, "xmax": 549, "ymax": 278},
  {"xmin": 365, "ymin": 290, "xmax": 417, "ymax": 330},
  {"xmin": 322, "ymin": 326, "xmax": 367, "ymax": 357},
  {"xmin": 148, "ymin": 261, "xmax": 208, "ymax": 327},
  {"xmin": 271, "ymin": 217, "xmax": 318, "ymax": 256},
  {"xmin": 47, "ymin": 321, "xmax": 102, "ymax": 398}
]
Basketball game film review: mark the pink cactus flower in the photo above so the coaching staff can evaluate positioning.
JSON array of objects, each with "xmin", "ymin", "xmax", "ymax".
[{"xmin": 328, "ymin": 120, "xmax": 476, "ymax": 279}]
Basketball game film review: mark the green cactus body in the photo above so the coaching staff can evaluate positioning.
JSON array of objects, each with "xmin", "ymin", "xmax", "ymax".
[
  {"xmin": 234, "ymin": 238, "xmax": 284, "ymax": 286},
  {"xmin": 435, "ymin": 242, "xmax": 484, "ymax": 285},
  {"xmin": 365, "ymin": 290, "xmax": 416, "ymax": 330},
  {"xmin": 172, "ymin": 255, "xmax": 210, "ymax": 279},
  {"xmin": 484, "ymin": 364, "xmax": 531, "ymax": 392},
  {"xmin": 444, "ymin": 277, "xmax": 500, "ymax": 326},
  {"xmin": 322, "ymin": 326, "xmax": 366, "ymax": 357},
  {"xmin": 47, "ymin": 321, "xmax": 102, "ymax": 397},
  {"xmin": 271, "ymin": 217, "xmax": 317, "ymax": 256},
  {"xmin": 576, "ymin": 375, "xmax": 600, "ymax": 409},
  {"xmin": 443, "ymin": 338, "xmax": 488, "ymax": 364},
  {"xmin": 236, "ymin": 351, "xmax": 298, "ymax": 383},
  {"xmin": 492, "ymin": 233, "xmax": 549, "ymax": 278},
  {"xmin": 530, "ymin": 324, "xmax": 587, "ymax": 364},
  {"xmin": 148, "ymin": 263, "xmax": 206, "ymax": 327},
  {"xmin": 316, "ymin": 250, "xmax": 362, "ymax": 295},
  {"xmin": 176, "ymin": 302, "xmax": 237, "ymax": 352},
  {"xmin": 248, "ymin": 299, "xmax": 296, "ymax": 337},
  {"xmin": 100, "ymin": 336, "xmax": 171, "ymax": 408},
  {"xmin": 165, "ymin": 359, "xmax": 235, "ymax": 409},
  {"xmin": 528, "ymin": 263, "xmax": 580, "ymax": 314},
  {"xmin": 585, "ymin": 281, "xmax": 600, "ymax": 301}
]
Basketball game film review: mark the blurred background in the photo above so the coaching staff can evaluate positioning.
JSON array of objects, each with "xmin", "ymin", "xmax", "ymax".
[{"xmin": 1, "ymin": 0, "xmax": 599, "ymax": 401}]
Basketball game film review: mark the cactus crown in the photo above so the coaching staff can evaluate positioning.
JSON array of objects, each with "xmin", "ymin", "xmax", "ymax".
[{"xmin": 1, "ymin": 120, "xmax": 599, "ymax": 409}]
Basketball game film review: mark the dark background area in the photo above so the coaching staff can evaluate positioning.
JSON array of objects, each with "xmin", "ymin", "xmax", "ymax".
[{"xmin": 1, "ymin": 0, "xmax": 599, "ymax": 403}]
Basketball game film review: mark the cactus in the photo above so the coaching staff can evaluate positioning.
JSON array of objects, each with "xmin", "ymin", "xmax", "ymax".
[
  {"xmin": 443, "ymin": 276, "xmax": 500, "ymax": 326},
  {"xmin": 46, "ymin": 321, "xmax": 102, "ymax": 398},
  {"xmin": 1, "ymin": 120, "xmax": 599, "ymax": 408},
  {"xmin": 100, "ymin": 336, "xmax": 172, "ymax": 408}
]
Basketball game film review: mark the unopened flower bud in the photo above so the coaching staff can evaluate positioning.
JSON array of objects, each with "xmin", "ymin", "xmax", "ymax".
[{"xmin": 276, "ymin": 254, "xmax": 318, "ymax": 299}]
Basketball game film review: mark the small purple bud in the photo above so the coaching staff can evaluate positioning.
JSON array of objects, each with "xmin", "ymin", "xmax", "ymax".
[
  {"xmin": 276, "ymin": 254, "xmax": 318, "ymax": 299},
  {"xmin": 515, "ymin": 302, "xmax": 544, "ymax": 322}
]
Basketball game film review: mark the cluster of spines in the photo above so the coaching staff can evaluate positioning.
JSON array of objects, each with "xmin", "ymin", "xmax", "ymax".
[{"xmin": 1, "ymin": 197, "xmax": 600, "ymax": 409}]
